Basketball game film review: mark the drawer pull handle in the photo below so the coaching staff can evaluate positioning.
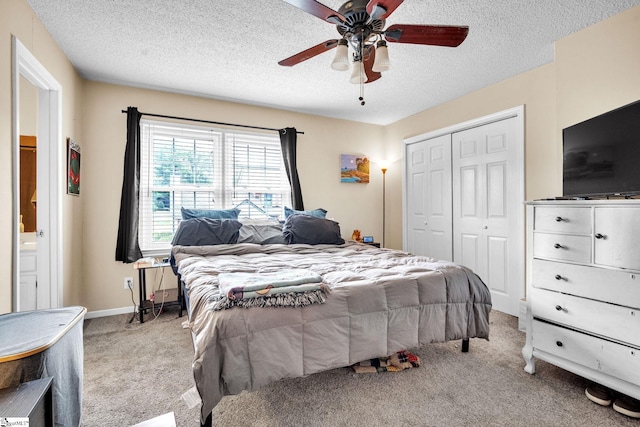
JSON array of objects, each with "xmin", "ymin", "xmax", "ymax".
[
  {"xmin": 555, "ymin": 305, "xmax": 567, "ymax": 312},
  {"xmin": 555, "ymin": 216, "xmax": 564, "ymax": 222},
  {"xmin": 595, "ymin": 233, "xmax": 606, "ymax": 239},
  {"xmin": 554, "ymin": 243, "xmax": 564, "ymax": 249},
  {"xmin": 556, "ymin": 341, "xmax": 563, "ymax": 347},
  {"xmin": 555, "ymin": 274, "xmax": 566, "ymax": 281}
]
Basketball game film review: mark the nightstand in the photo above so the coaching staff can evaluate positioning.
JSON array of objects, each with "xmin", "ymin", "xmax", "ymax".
[
  {"xmin": 364, "ymin": 242, "xmax": 381, "ymax": 248},
  {"xmin": 134, "ymin": 262, "xmax": 182, "ymax": 323}
]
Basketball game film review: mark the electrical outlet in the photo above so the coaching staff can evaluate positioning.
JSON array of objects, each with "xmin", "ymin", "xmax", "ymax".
[{"xmin": 124, "ymin": 277, "xmax": 134, "ymax": 290}]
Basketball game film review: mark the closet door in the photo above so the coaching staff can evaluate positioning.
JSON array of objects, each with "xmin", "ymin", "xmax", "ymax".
[
  {"xmin": 405, "ymin": 134, "xmax": 452, "ymax": 261},
  {"xmin": 452, "ymin": 117, "xmax": 521, "ymax": 315}
]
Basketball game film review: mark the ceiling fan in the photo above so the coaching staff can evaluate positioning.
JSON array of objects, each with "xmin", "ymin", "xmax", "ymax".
[{"xmin": 279, "ymin": 0, "xmax": 469, "ymax": 104}]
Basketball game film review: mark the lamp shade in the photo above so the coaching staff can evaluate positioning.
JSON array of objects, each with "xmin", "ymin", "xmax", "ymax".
[
  {"xmin": 331, "ymin": 39, "xmax": 350, "ymax": 71},
  {"xmin": 372, "ymin": 40, "xmax": 390, "ymax": 72},
  {"xmin": 349, "ymin": 60, "xmax": 368, "ymax": 84}
]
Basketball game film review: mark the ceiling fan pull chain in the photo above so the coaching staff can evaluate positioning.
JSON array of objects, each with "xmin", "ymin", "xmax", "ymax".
[{"xmin": 359, "ymin": 37, "xmax": 365, "ymax": 106}]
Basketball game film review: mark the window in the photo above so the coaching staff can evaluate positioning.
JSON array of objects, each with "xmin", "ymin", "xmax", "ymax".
[{"xmin": 139, "ymin": 120, "xmax": 291, "ymax": 254}]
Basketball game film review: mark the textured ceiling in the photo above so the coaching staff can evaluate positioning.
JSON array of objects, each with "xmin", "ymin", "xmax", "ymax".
[{"xmin": 25, "ymin": 0, "xmax": 640, "ymax": 125}]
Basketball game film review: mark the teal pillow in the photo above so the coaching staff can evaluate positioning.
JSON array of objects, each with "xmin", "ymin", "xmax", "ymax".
[
  {"xmin": 181, "ymin": 207, "xmax": 240, "ymax": 220},
  {"xmin": 284, "ymin": 207, "xmax": 327, "ymax": 219}
]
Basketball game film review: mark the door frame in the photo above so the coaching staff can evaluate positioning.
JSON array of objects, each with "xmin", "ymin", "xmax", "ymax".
[
  {"xmin": 12, "ymin": 36, "xmax": 63, "ymax": 310},
  {"xmin": 402, "ymin": 106, "xmax": 525, "ymax": 314}
]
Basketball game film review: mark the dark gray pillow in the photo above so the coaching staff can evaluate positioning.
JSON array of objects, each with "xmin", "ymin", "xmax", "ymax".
[
  {"xmin": 171, "ymin": 218, "xmax": 242, "ymax": 246},
  {"xmin": 238, "ymin": 223, "xmax": 287, "ymax": 244},
  {"xmin": 282, "ymin": 215, "xmax": 345, "ymax": 245}
]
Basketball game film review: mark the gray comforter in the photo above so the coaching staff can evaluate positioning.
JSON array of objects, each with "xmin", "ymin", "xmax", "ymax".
[{"xmin": 172, "ymin": 242, "xmax": 492, "ymax": 422}]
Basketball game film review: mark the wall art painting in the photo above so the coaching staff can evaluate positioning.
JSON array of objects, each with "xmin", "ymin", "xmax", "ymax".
[
  {"xmin": 67, "ymin": 138, "xmax": 81, "ymax": 195},
  {"xmin": 340, "ymin": 154, "xmax": 369, "ymax": 183}
]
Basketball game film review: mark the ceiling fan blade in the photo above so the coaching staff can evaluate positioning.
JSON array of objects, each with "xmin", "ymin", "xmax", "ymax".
[
  {"xmin": 283, "ymin": 0, "xmax": 345, "ymax": 25},
  {"xmin": 363, "ymin": 45, "xmax": 382, "ymax": 84},
  {"xmin": 278, "ymin": 39, "xmax": 340, "ymax": 67},
  {"xmin": 366, "ymin": 0, "xmax": 404, "ymax": 20},
  {"xmin": 385, "ymin": 24, "xmax": 469, "ymax": 47}
]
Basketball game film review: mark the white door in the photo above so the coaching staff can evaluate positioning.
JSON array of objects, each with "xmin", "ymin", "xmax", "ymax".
[
  {"xmin": 405, "ymin": 134, "xmax": 453, "ymax": 261},
  {"xmin": 452, "ymin": 117, "xmax": 522, "ymax": 315},
  {"xmin": 12, "ymin": 37, "xmax": 62, "ymax": 311}
]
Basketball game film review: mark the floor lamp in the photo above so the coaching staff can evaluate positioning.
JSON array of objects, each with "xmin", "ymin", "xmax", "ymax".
[{"xmin": 381, "ymin": 165, "xmax": 387, "ymax": 248}]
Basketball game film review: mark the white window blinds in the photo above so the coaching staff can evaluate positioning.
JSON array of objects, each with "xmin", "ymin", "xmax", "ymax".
[{"xmin": 139, "ymin": 120, "xmax": 291, "ymax": 253}]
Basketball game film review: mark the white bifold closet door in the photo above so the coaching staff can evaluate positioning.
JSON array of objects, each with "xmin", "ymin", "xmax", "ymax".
[
  {"xmin": 404, "ymin": 113, "xmax": 523, "ymax": 316},
  {"xmin": 405, "ymin": 134, "xmax": 453, "ymax": 262},
  {"xmin": 452, "ymin": 117, "xmax": 521, "ymax": 316}
]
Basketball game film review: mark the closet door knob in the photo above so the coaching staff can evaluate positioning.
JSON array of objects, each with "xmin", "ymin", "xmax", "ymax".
[
  {"xmin": 554, "ymin": 243, "xmax": 564, "ymax": 249},
  {"xmin": 556, "ymin": 341, "xmax": 563, "ymax": 347},
  {"xmin": 555, "ymin": 216, "xmax": 564, "ymax": 222},
  {"xmin": 595, "ymin": 233, "xmax": 606, "ymax": 239}
]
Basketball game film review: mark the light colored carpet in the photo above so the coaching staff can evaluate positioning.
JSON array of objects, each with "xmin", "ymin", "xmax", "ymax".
[{"xmin": 82, "ymin": 307, "xmax": 637, "ymax": 426}]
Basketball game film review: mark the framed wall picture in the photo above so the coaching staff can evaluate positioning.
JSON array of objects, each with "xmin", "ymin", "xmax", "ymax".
[
  {"xmin": 67, "ymin": 138, "xmax": 81, "ymax": 195},
  {"xmin": 340, "ymin": 153, "xmax": 369, "ymax": 183}
]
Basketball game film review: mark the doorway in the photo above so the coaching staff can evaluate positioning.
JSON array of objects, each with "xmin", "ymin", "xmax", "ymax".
[{"xmin": 12, "ymin": 36, "xmax": 63, "ymax": 311}]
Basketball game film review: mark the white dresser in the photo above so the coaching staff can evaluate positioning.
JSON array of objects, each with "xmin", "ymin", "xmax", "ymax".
[{"xmin": 522, "ymin": 200, "xmax": 640, "ymax": 400}]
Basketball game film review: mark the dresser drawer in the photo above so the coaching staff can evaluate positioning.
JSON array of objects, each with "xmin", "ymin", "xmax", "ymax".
[
  {"xmin": 531, "ymin": 287, "xmax": 640, "ymax": 346},
  {"xmin": 533, "ymin": 232, "xmax": 591, "ymax": 263},
  {"xmin": 534, "ymin": 207, "xmax": 591, "ymax": 234},
  {"xmin": 532, "ymin": 259, "xmax": 640, "ymax": 308},
  {"xmin": 532, "ymin": 320, "xmax": 640, "ymax": 386}
]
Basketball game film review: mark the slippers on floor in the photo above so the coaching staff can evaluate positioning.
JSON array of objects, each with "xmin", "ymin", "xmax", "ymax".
[
  {"xmin": 613, "ymin": 395, "xmax": 640, "ymax": 419},
  {"xmin": 585, "ymin": 384, "xmax": 613, "ymax": 406},
  {"xmin": 586, "ymin": 383, "xmax": 640, "ymax": 418}
]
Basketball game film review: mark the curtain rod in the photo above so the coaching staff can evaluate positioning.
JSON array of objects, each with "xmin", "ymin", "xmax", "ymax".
[{"xmin": 121, "ymin": 109, "xmax": 304, "ymax": 135}]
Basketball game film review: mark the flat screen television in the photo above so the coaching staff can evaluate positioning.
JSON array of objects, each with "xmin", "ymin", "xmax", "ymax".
[{"xmin": 563, "ymin": 99, "xmax": 640, "ymax": 198}]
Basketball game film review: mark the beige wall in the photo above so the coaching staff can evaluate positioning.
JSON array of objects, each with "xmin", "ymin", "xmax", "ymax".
[
  {"xmin": 0, "ymin": 0, "xmax": 84, "ymax": 314},
  {"xmin": 556, "ymin": 5, "xmax": 640, "ymax": 129},
  {"xmin": 2, "ymin": 0, "xmax": 639, "ymax": 314},
  {"xmin": 81, "ymin": 82, "xmax": 384, "ymax": 312},
  {"xmin": 19, "ymin": 76, "xmax": 38, "ymax": 136}
]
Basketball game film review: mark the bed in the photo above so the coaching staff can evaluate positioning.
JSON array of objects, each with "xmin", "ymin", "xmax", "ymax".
[{"xmin": 170, "ymin": 214, "xmax": 492, "ymax": 425}]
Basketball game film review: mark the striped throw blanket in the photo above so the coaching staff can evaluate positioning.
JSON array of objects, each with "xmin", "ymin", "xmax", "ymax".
[{"xmin": 212, "ymin": 269, "xmax": 330, "ymax": 310}]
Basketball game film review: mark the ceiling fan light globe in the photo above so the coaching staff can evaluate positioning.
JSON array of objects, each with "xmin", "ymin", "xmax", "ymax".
[
  {"xmin": 349, "ymin": 61, "xmax": 368, "ymax": 84},
  {"xmin": 331, "ymin": 40, "xmax": 350, "ymax": 71},
  {"xmin": 372, "ymin": 42, "xmax": 391, "ymax": 73}
]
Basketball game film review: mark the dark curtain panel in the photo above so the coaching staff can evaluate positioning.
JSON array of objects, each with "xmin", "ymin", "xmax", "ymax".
[
  {"xmin": 279, "ymin": 127, "xmax": 304, "ymax": 210},
  {"xmin": 115, "ymin": 107, "xmax": 143, "ymax": 262}
]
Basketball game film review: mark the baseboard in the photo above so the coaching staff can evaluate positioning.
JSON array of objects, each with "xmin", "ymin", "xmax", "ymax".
[{"xmin": 85, "ymin": 306, "xmax": 135, "ymax": 319}]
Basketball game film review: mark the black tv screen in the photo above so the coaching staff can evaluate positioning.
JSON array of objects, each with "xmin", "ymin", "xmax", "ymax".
[{"xmin": 563, "ymin": 99, "xmax": 640, "ymax": 198}]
